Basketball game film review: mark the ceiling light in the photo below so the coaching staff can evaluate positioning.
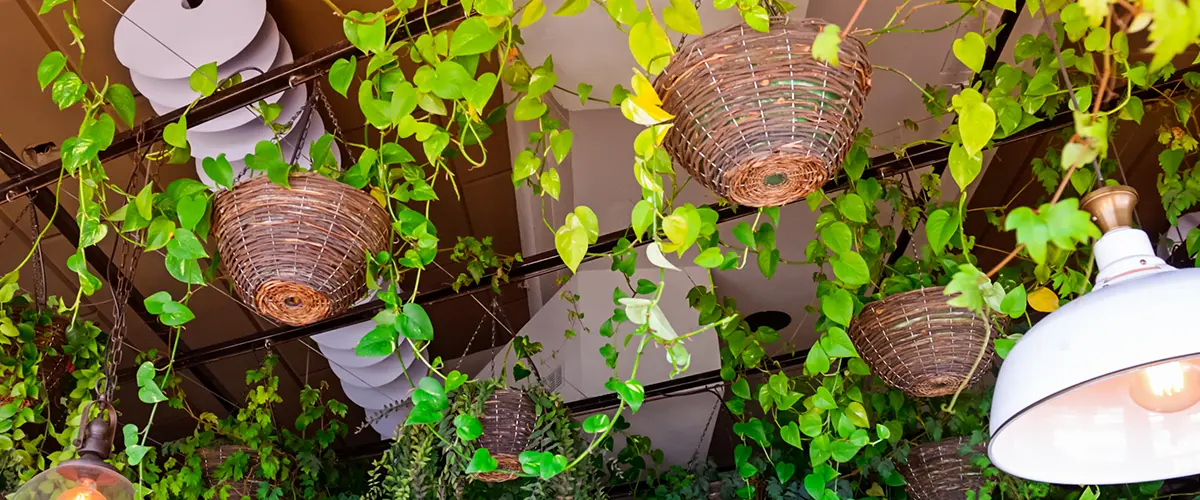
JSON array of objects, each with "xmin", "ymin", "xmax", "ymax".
[{"xmin": 989, "ymin": 185, "xmax": 1200, "ymax": 484}]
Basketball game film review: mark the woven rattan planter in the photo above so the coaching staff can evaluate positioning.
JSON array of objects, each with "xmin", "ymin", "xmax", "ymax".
[
  {"xmin": 847, "ymin": 287, "xmax": 1000, "ymax": 398},
  {"xmin": 654, "ymin": 17, "xmax": 871, "ymax": 207},
  {"xmin": 212, "ymin": 173, "xmax": 389, "ymax": 326},
  {"xmin": 474, "ymin": 389, "xmax": 536, "ymax": 482},
  {"xmin": 198, "ymin": 445, "xmax": 268, "ymax": 499},
  {"xmin": 900, "ymin": 437, "xmax": 984, "ymax": 500}
]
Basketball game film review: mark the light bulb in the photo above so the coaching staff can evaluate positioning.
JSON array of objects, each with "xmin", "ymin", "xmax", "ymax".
[
  {"xmin": 1129, "ymin": 361, "xmax": 1200, "ymax": 413},
  {"xmin": 58, "ymin": 478, "xmax": 107, "ymax": 500}
]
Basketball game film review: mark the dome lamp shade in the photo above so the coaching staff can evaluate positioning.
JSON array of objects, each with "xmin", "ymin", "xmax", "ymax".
[
  {"xmin": 989, "ymin": 186, "xmax": 1200, "ymax": 484},
  {"xmin": 12, "ymin": 401, "xmax": 135, "ymax": 500}
]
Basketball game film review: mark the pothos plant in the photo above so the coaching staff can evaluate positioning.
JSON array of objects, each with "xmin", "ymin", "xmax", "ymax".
[
  {"xmin": 362, "ymin": 379, "xmax": 606, "ymax": 499},
  {"xmin": 21, "ymin": 0, "xmax": 1200, "ymax": 496},
  {"xmin": 112, "ymin": 354, "xmax": 361, "ymax": 499},
  {"xmin": 0, "ymin": 292, "xmax": 106, "ymax": 489}
]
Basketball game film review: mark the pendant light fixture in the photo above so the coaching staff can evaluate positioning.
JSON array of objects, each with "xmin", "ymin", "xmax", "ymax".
[
  {"xmin": 12, "ymin": 400, "xmax": 135, "ymax": 500},
  {"xmin": 990, "ymin": 185, "xmax": 1200, "ymax": 484}
]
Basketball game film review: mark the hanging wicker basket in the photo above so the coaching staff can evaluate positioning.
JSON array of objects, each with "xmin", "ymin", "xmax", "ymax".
[
  {"xmin": 900, "ymin": 437, "xmax": 985, "ymax": 500},
  {"xmin": 198, "ymin": 445, "xmax": 269, "ymax": 499},
  {"xmin": 654, "ymin": 17, "xmax": 872, "ymax": 207},
  {"xmin": 847, "ymin": 287, "xmax": 1001, "ymax": 398},
  {"xmin": 474, "ymin": 389, "xmax": 536, "ymax": 482},
  {"xmin": 212, "ymin": 173, "xmax": 390, "ymax": 326}
]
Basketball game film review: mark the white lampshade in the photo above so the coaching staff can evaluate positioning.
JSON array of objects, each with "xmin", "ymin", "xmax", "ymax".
[{"xmin": 990, "ymin": 187, "xmax": 1200, "ymax": 484}]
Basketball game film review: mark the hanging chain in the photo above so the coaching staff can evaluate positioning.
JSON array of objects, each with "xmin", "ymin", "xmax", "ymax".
[
  {"xmin": 101, "ymin": 138, "xmax": 155, "ymax": 402},
  {"xmin": 313, "ymin": 84, "xmax": 358, "ymax": 166},
  {"xmin": 28, "ymin": 209, "xmax": 46, "ymax": 307},
  {"xmin": 0, "ymin": 203, "xmax": 34, "ymax": 252},
  {"xmin": 688, "ymin": 391, "xmax": 722, "ymax": 467}
]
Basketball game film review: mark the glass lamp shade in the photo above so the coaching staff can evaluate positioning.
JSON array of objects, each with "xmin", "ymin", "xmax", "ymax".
[
  {"xmin": 10, "ymin": 459, "xmax": 135, "ymax": 500},
  {"xmin": 989, "ymin": 261, "xmax": 1200, "ymax": 484}
]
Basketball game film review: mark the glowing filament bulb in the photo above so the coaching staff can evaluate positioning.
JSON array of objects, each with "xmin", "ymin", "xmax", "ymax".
[
  {"xmin": 58, "ymin": 478, "xmax": 107, "ymax": 500},
  {"xmin": 1130, "ymin": 361, "xmax": 1200, "ymax": 413}
]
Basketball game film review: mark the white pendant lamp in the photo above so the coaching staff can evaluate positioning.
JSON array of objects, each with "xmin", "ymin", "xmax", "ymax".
[{"xmin": 990, "ymin": 185, "xmax": 1200, "ymax": 484}]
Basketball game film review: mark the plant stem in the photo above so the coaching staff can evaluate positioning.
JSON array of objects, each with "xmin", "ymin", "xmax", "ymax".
[
  {"xmin": 984, "ymin": 163, "xmax": 1079, "ymax": 278},
  {"xmin": 942, "ymin": 308, "xmax": 991, "ymax": 414},
  {"xmin": 844, "ymin": 0, "xmax": 870, "ymax": 35}
]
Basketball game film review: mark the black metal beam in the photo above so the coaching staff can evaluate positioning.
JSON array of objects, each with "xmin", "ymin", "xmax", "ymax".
[
  {"xmin": 341, "ymin": 348, "xmax": 810, "ymax": 460},
  {"xmin": 0, "ymin": 140, "xmax": 238, "ymax": 412},
  {"xmin": 0, "ymin": 2, "xmax": 466, "ymax": 204}
]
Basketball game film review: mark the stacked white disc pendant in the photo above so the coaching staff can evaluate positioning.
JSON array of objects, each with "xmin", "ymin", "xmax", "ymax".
[
  {"xmin": 312, "ymin": 321, "xmax": 424, "ymax": 438},
  {"xmin": 113, "ymin": 0, "xmax": 339, "ymax": 188}
]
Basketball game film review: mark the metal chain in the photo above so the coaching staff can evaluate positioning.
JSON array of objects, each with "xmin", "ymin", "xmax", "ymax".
[
  {"xmin": 688, "ymin": 390, "xmax": 722, "ymax": 467},
  {"xmin": 29, "ymin": 209, "xmax": 46, "ymax": 307},
  {"xmin": 674, "ymin": 0, "xmax": 704, "ymax": 50},
  {"xmin": 0, "ymin": 203, "xmax": 35, "ymax": 252},
  {"xmin": 313, "ymin": 84, "xmax": 358, "ymax": 166}
]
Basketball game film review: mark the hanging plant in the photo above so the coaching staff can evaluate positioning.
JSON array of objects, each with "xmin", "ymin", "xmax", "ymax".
[
  {"xmin": 363, "ymin": 380, "xmax": 606, "ymax": 499},
  {"xmin": 211, "ymin": 171, "xmax": 391, "ymax": 326},
  {"xmin": 655, "ymin": 17, "xmax": 873, "ymax": 207}
]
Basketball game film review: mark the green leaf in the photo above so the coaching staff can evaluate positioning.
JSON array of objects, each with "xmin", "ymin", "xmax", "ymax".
[
  {"xmin": 743, "ymin": 5, "xmax": 770, "ymax": 32},
  {"xmin": 582, "ymin": 414, "xmax": 611, "ymax": 433},
  {"xmin": 466, "ymin": 448, "xmax": 499, "ymax": 474},
  {"xmin": 948, "ymin": 142, "xmax": 982, "ymax": 191},
  {"xmin": 953, "ymin": 88, "xmax": 996, "ymax": 156},
  {"xmin": 806, "ymin": 343, "xmax": 831, "ymax": 374},
  {"xmin": 450, "ymin": 18, "xmax": 500, "ymax": 57},
  {"xmin": 123, "ymin": 424, "xmax": 151, "ymax": 466},
  {"xmin": 512, "ymin": 149, "xmax": 541, "ymax": 182},
  {"xmin": 820, "ymin": 221, "xmax": 853, "ymax": 255},
  {"xmin": 663, "ymin": 0, "xmax": 702, "ymax": 35},
  {"xmin": 577, "ymin": 82, "xmax": 593, "ymax": 105},
  {"xmin": 514, "ymin": 95, "xmax": 548, "ymax": 120},
  {"xmin": 925, "ymin": 209, "xmax": 960, "ymax": 254},
  {"xmin": 820, "ymin": 327, "xmax": 859, "ymax": 358},
  {"xmin": 694, "ymin": 247, "xmax": 723, "ymax": 268},
  {"xmin": 51, "ymin": 71, "xmax": 85, "ymax": 109},
  {"xmin": 781, "ymin": 421, "xmax": 803, "ymax": 449},
  {"xmin": 177, "ymin": 195, "xmax": 207, "ymax": 232},
  {"xmin": 167, "ymin": 228, "xmax": 208, "ymax": 260},
  {"xmin": 952, "ymin": 32, "xmax": 986, "ymax": 73},
  {"xmin": 145, "ymin": 216, "xmax": 175, "ymax": 251},
  {"xmin": 329, "ymin": 56, "xmax": 356, "ymax": 97},
  {"xmin": 528, "ymin": 66, "xmax": 557, "ymax": 98},
  {"xmin": 831, "ymin": 252, "xmax": 870, "ymax": 286},
  {"xmin": 556, "ymin": 216, "xmax": 588, "ymax": 273},
  {"xmin": 540, "ymin": 168, "xmax": 561, "ymax": 200},
  {"xmin": 986, "ymin": 0, "xmax": 1015, "ymax": 10},
  {"xmin": 550, "ymin": 129, "xmax": 573, "ymax": 163},
  {"xmin": 631, "ymin": 200, "xmax": 654, "ymax": 241},
  {"xmin": 444, "ymin": 370, "xmax": 468, "ymax": 391},
  {"xmin": 800, "ymin": 411, "xmax": 823, "ymax": 437},
  {"xmin": 105, "ymin": 84, "xmax": 137, "ymax": 127},
  {"xmin": 1000, "ymin": 284, "xmax": 1027, "ymax": 319},
  {"xmin": 776, "ymin": 462, "xmax": 796, "ymax": 483},
  {"xmin": 944, "ymin": 264, "xmax": 986, "ymax": 312},
  {"xmin": 731, "ymin": 377, "xmax": 750, "ymax": 399},
  {"xmin": 37, "ymin": 51, "xmax": 67, "ymax": 90},
  {"xmin": 134, "ymin": 183, "xmax": 155, "ymax": 221},
  {"xmin": 733, "ymin": 222, "xmax": 754, "ymax": 247},
  {"xmin": 845, "ymin": 402, "xmax": 869, "ymax": 427},
  {"xmin": 554, "ymin": 0, "xmax": 588, "ymax": 16},
  {"xmin": 629, "ymin": 15, "xmax": 674, "ymax": 75},
  {"xmin": 201, "ymin": 154, "xmax": 234, "ymax": 189},
  {"xmin": 39, "ymin": 0, "xmax": 69, "ymax": 15},
  {"xmin": 455, "ymin": 413, "xmax": 483, "ymax": 441},
  {"xmin": 812, "ymin": 24, "xmax": 842, "ymax": 65},
  {"xmin": 163, "ymin": 117, "xmax": 188, "ymax": 149},
  {"xmin": 875, "ymin": 423, "xmax": 892, "ymax": 440},
  {"xmin": 188, "ymin": 62, "xmax": 219, "ymax": 97},
  {"xmin": 355, "ymin": 14, "xmax": 387, "ymax": 53},
  {"xmin": 520, "ymin": 0, "xmax": 547, "ymax": 26},
  {"xmin": 813, "ymin": 386, "xmax": 837, "ymax": 410},
  {"xmin": 356, "ymin": 325, "xmax": 397, "ymax": 356},
  {"xmin": 574, "ymin": 206, "xmax": 600, "ymax": 244},
  {"xmin": 401, "ymin": 302, "xmax": 434, "ymax": 341},
  {"xmin": 837, "ymin": 194, "xmax": 867, "ymax": 223},
  {"xmin": 821, "ymin": 288, "xmax": 854, "ymax": 326}
]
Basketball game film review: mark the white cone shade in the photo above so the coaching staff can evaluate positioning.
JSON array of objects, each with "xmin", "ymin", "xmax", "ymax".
[
  {"xmin": 131, "ymin": 14, "xmax": 281, "ymax": 109},
  {"xmin": 329, "ymin": 351, "xmax": 412, "ymax": 388},
  {"xmin": 340, "ymin": 362, "xmax": 428, "ymax": 409},
  {"xmin": 990, "ymin": 229, "xmax": 1200, "ymax": 484},
  {"xmin": 114, "ymin": 0, "xmax": 266, "ymax": 80},
  {"xmin": 367, "ymin": 404, "xmax": 411, "ymax": 437}
]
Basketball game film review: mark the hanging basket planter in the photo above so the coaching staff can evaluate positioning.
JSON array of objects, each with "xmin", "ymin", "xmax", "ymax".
[
  {"xmin": 198, "ymin": 445, "xmax": 270, "ymax": 499},
  {"xmin": 847, "ymin": 287, "xmax": 1000, "ymax": 398},
  {"xmin": 899, "ymin": 437, "xmax": 985, "ymax": 500},
  {"xmin": 212, "ymin": 173, "xmax": 390, "ymax": 326},
  {"xmin": 654, "ymin": 17, "xmax": 872, "ymax": 207},
  {"xmin": 474, "ymin": 389, "xmax": 536, "ymax": 482}
]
